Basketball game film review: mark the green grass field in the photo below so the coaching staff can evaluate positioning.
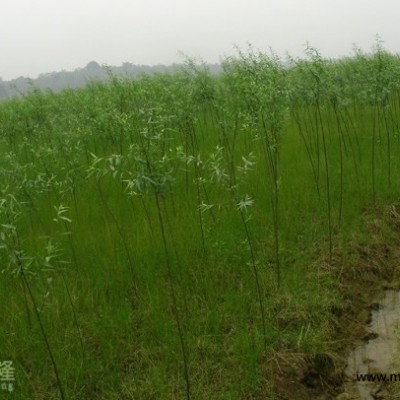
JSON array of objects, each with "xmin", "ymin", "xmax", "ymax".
[{"xmin": 1, "ymin": 44, "xmax": 400, "ymax": 399}]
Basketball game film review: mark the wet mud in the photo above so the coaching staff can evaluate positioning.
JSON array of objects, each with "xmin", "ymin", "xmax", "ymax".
[{"xmin": 343, "ymin": 290, "xmax": 400, "ymax": 399}]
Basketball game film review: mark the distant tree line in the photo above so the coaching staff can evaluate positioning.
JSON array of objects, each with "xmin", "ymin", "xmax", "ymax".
[{"xmin": 0, "ymin": 61, "xmax": 221, "ymax": 100}]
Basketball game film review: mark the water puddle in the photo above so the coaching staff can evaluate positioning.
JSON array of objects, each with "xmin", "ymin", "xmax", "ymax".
[{"xmin": 344, "ymin": 290, "xmax": 400, "ymax": 399}]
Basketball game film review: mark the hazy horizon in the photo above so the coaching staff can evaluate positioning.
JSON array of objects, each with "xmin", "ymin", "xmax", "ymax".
[{"xmin": 2, "ymin": 0, "xmax": 399, "ymax": 81}]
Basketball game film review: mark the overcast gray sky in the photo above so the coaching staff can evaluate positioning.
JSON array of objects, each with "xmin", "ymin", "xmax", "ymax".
[{"xmin": 1, "ymin": 0, "xmax": 399, "ymax": 80}]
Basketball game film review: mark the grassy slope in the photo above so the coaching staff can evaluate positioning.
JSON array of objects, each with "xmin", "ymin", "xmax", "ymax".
[{"xmin": 1, "ymin": 48, "xmax": 400, "ymax": 399}]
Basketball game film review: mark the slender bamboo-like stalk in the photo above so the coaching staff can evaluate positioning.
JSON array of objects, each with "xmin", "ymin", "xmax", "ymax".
[
  {"xmin": 153, "ymin": 191, "xmax": 191, "ymax": 400},
  {"xmin": 139, "ymin": 133, "xmax": 191, "ymax": 400},
  {"xmin": 237, "ymin": 203, "xmax": 267, "ymax": 352},
  {"xmin": 260, "ymin": 113, "xmax": 281, "ymax": 286},
  {"xmin": 8, "ymin": 215, "xmax": 65, "ymax": 400}
]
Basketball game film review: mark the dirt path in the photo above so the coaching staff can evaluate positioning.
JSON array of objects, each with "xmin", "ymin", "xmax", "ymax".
[
  {"xmin": 342, "ymin": 290, "xmax": 400, "ymax": 399},
  {"xmin": 273, "ymin": 205, "xmax": 400, "ymax": 400}
]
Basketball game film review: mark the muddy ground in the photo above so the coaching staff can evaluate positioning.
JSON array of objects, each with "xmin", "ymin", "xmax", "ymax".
[{"xmin": 271, "ymin": 204, "xmax": 400, "ymax": 400}]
